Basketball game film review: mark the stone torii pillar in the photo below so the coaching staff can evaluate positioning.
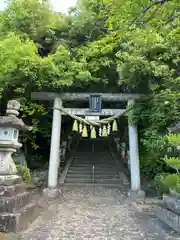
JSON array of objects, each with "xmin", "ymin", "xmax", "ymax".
[
  {"xmin": 128, "ymin": 100, "xmax": 145, "ymax": 200},
  {"xmin": 43, "ymin": 98, "xmax": 62, "ymax": 198}
]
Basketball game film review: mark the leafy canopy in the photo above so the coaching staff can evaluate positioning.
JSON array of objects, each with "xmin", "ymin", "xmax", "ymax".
[{"xmin": 0, "ymin": 0, "xmax": 179, "ymax": 173}]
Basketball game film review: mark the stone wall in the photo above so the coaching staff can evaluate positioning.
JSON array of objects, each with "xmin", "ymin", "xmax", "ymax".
[{"xmin": 156, "ymin": 194, "xmax": 180, "ymax": 233}]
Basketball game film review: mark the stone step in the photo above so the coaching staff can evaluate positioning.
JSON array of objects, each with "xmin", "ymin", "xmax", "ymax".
[
  {"xmin": 71, "ymin": 162, "xmax": 116, "ymax": 167},
  {"xmin": 68, "ymin": 170, "xmax": 118, "ymax": 174},
  {"xmin": 94, "ymin": 179, "xmax": 121, "ymax": 184},
  {"xmin": 65, "ymin": 178, "xmax": 92, "ymax": 183},
  {"xmin": 71, "ymin": 163, "xmax": 115, "ymax": 166},
  {"xmin": 74, "ymin": 155, "xmax": 111, "ymax": 157},
  {"xmin": 72, "ymin": 160, "xmax": 113, "ymax": 163},
  {"xmin": 67, "ymin": 171, "xmax": 119, "ymax": 175},
  {"xmin": 68, "ymin": 170, "xmax": 119, "ymax": 175},
  {"xmin": 71, "ymin": 163, "xmax": 116, "ymax": 166},
  {"xmin": 0, "ymin": 192, "xmax": 31, "ymax": 213},
  {"xmin": 60, "ymin": 182, "xmax": 121, "ymax": 187},
  {"xmin": 67, "ymin": 173, "xmax": 120, "ymax": 179},
  {"xmin": 74, "ymin": 152, "xmax": 110, "ymax": 154},
  {"xmin": 75, "ymin": 155, "xmax": 112, "ymax": 157},
  {"xmin": 74, "ymin": 154, "xmax": 111, "ymax": 156},
  {"xmin": 75, "ymin": 154, "xmax": 111, "ymax": 156},
  {"xmin": 73, "ymin": 156, "xmax": 112, "ymax": 159},
  {"xmin": 69, "ymin": 166, "xmax": 118, "ymax": 170},
  {"xmin": 69, "ymin": 167, "xmax": 117, "ymax": 171},
  {"xmin": 65, "ymin": 178, "xmax": 122, "ymax": 184},
  {"xmin": 73, "ymin": 158, "xmax": 112, "ymax": 160},
  {"xmin": 0, "ymin": 184, "xmax": 26, "ymax": 197},
  {"xmin": 155, "ymin": 204, "xmax": 180, "ymax": 233},
  {"xmin": 66, "ymin": 177, "xmax": 121, "ymax": 181},
  {"xmin": 16, "ymin": 202, "xmax": 42, "ymax": 232},
  {"xmin": 72, "ymin": 158, "xmax": 111, "ymax": 160},
  {"xmin": 0, "ymin": 202, "xmax": 41, "ymax": 233}
]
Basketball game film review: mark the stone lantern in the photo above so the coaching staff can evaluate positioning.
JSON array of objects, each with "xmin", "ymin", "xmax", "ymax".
[
  {"xmin": 0, "ymin": 100, "xmax": 35, "ymax": 233},
  {"xmin": 0, "ymin": 100, "xmax": 31, "ymax": 180}
]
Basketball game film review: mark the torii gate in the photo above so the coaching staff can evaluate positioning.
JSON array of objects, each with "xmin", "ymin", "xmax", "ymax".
[{"xmin": 31, "ymin": 92, "xmax": 145, "ymax": 199}]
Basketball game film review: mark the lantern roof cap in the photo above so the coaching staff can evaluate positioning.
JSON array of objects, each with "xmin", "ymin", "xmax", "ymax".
[{"xmin": 0, "ymin": 100, "xmax": 32, "ymax": 131}]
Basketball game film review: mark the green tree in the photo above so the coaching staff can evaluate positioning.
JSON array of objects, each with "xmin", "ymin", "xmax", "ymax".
[
  {"xmin": 1, "ymin": 0, "xmax": 60, "ymax": 40},
  {"xmin": 0, "ymin": 0, "xmax": 179, "ymax": 175}
]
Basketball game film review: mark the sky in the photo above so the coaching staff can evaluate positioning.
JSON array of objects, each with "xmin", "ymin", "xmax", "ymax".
[
  {"xmin": 0, "ymin": 0, "xmax": 77, "ymax": 12},
  {"xmin": 50, "ymin": 0, "xmax": 77, "ymax": 13}
]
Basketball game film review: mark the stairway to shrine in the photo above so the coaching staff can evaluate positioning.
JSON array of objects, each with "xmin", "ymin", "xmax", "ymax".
[{"xmin": 61, "ymin": 139, "xmax": 126, "ymax": 187}]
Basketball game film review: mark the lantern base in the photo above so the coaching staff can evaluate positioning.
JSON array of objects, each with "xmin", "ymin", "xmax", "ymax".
[
  {"xmin": 128, "ymin": 190, "xmax": 145, "ymax": 202},
  {"xmin": 0, "ymin": 176, "xmax": 42, "ymax": 233}
]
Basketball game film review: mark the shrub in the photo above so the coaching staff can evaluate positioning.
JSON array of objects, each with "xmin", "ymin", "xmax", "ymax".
[
  {"xmin": 16, "ymin": 164, "xmax": 31, "ymax": 184},
  {"xmin": 155, "ymin": 173, "xmax": 180, "ymax": 194},
  {"xmin": 155, "ymin": 133, "xmax": 180, "ymax": 194}
]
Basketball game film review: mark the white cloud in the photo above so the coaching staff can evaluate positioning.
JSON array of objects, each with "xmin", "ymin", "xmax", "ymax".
[
  {"xmin": 50, "ymin": 0, "xmax": 77, "ymax": 13},
  {"xmin": 0, "ymin": 0, "xmax": 77, "ymax": 13},
  {"xmin": 0, "ymin": 0, "xmax": 6, "ymax": 10}
]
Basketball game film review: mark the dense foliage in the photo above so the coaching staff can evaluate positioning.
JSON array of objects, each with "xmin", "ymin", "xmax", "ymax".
[
  {"xmin": 0, "ymin": 0, "xmax": 179, "ymax": 175},
  {"xmin": 155, "ymin": 133, "xmax": 180, "ymax": 194}
]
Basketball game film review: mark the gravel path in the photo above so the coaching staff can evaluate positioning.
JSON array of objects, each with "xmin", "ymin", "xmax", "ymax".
[{"xmin": 21, "ymin": 186, "xmax": 180, "ymax": 240}]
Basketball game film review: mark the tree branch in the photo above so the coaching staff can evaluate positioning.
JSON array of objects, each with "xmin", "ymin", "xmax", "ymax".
[
  {"xmin": 166, "ymin": 7, "xmax": 180, "ymax": 23},
  {"xmin": 130, "ymin": 0, "xmax": 173, "ymax": 27},
  {"xmin": 142, "ymin": 3, "xmax": 165, "ymax": 25}
]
